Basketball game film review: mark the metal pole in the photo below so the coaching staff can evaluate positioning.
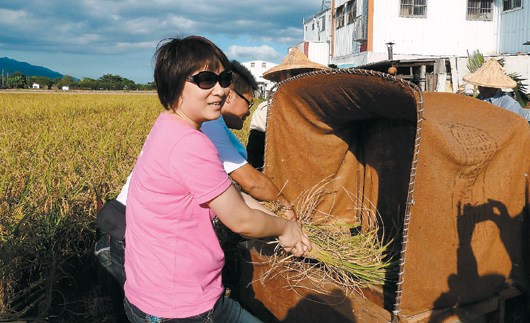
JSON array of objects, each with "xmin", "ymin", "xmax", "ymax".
[
  {"xmin": 386, "ymin": 42, "xmax": 395, "ymax": 60},
  {"xmin": 419, "ymin": 65, "xmax": 426, "ymax": 91}
]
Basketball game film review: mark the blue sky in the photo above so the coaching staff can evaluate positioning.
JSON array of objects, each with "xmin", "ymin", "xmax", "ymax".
[{"xmin": 0, "ymin": 1, "xmax": 323, "ymax": 84}]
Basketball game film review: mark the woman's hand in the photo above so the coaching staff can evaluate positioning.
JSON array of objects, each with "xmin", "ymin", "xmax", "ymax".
[
  {"xmin": 281, "ymin": 205, "xmax": 297, "ymax": 221},
  {"xmin": 276, "ymin": 195, "xmax": 297, "ymax": 221},
  {"xmin": 278, "ymin": 221, "xmax": 312, "ymax": 257}
]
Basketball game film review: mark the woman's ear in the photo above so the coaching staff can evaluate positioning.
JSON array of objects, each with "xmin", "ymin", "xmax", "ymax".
[{"xmin": 225, "ymin": 91, "xmax": 233, "ymax": 104}]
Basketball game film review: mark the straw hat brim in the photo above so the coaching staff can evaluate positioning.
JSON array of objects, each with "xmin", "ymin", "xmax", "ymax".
[
  {"xmin": 263, "ymin": 48, "xmax": 328, "ymax": 82},
  {"xmin": 463, "ymin": 59, "xmax": 517, "ymax": 88}
]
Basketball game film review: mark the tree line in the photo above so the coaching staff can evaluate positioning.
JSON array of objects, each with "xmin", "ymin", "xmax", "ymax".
[{"xmin": 1, "ymin": 72, "xmax": 155, "ymax": 91}]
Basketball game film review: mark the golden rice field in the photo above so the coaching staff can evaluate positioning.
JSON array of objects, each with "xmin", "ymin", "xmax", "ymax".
[{"xmin": 0, "ymin": 91, "xmax": 254, "ymax": 321}]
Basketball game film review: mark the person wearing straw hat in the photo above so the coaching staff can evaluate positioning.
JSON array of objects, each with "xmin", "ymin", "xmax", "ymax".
[
  {"xmin": 463, "ymin": 58, "xmax": 530, "ymax": 121},
  {"xmin": 246, "ymin": 47, "xmax": 329, "ymax": 170}
]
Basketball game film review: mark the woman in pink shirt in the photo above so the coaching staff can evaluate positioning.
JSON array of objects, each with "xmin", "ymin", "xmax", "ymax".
[{"xmin": 123, "ymin": 35, "xmax": 312, "ymax": 323}]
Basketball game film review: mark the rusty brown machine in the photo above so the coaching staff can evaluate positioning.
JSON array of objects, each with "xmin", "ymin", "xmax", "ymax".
[{"xmin": 229, "ymin": 69, "xmax": 530, "ymax": 322}]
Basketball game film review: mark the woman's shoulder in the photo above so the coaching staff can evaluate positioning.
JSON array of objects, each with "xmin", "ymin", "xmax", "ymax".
[{"xmin": 155, "ymin": 112, "xmax": 202, "ymax": 135}]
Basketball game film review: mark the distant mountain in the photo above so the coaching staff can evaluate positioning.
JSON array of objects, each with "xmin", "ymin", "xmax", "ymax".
[{"xmin": 0, "ymin": 57, "xmax": 64, "ymax": 79}]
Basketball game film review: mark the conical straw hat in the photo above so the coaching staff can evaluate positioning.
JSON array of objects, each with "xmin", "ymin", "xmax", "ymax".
[
  {"xmin": 463, "ymin": 59, "xmax": 517, "ymax": 88},
  {"xmin": 263, "ymin": 47, "xmax": 328, "ymax": 82}
]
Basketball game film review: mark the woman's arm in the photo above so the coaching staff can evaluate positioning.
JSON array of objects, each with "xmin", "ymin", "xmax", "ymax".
[
  {"xmin": 230, "ymin": 164, "xmax": 296, "ymax": 220},
  {"xmin": 208, "ymin": 185, "xmax": 311, "ymax": 257},
  {"xmin": 239, "ymin": 191, "xmax": 275, "ymax": 215}
]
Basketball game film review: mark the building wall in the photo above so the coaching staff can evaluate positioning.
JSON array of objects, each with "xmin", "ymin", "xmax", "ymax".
[
  {"xmin": 304, "ymin": 9, "xmax": 332, "ymax": 43},
  {"xmin": 333, "ymin": 0, "xmax": 366, "ymax": 59},
  {"xmin": 499, "ymin": 4, "xmax": 530, "ymax": 54},
  {"xmin": 242, "ymin": 60, "xmax": 278, "ymax": 97},
  {"xmin": 321, "ymin": 0, "xmax": 514, "ymax": 64},
  {"xmin": 303, "ymin": 8, "xmax": 333, "ymax": 66},
  {"xmin": 371, "ymin": 0, "xmax": 499, "ymax": 57},
  {"xmin": 306, "ymin": 0, "xmax": 530, "ymax": 62},
  {"xmin": 293, "ymin": 41, "xmax": 330, "ymax": 66},
  {"xmin": 503, "ymin": 55, "xmax": 530, "ymax": 87},
  {"xmin": 302, "ymin": 0, "xmax": 530, "ymax": 91}
]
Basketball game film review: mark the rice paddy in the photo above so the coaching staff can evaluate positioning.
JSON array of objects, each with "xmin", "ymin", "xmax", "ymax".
[
  {"xmin": 0, "ymin": 90, "xmax": 259, "ymax": 321},
  {"xmin": 0, "ymin": 90, "xmax": 391, "ymax": 321},
  {"xmin": 1, "ymin": 91, "xmax": 162, "ymax": 321}
]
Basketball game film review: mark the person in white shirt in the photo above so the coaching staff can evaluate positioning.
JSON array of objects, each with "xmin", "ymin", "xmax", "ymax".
[{"xmin": 247, "ymin": 100, "xmax": 268, "ymax": 169}]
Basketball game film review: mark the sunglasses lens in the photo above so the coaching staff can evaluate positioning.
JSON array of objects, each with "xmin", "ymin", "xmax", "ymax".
[
  {"xmin": 190, "ymin": 71, "xmax": 232, "ymax": 89},
  {"xmin": 195, "ymin": 72, "xmax": 217, "ymax": 89},
  {"xmin": 219, "ymin": 71, "xmax": 232, "ymax": 88}
]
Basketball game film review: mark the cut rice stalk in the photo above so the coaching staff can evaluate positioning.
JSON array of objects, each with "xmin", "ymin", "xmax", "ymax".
[{"xmin": 260, "ymin": 177, "xmax": 396, "ymax": 294}]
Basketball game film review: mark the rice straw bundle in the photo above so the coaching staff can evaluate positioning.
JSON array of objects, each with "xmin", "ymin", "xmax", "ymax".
[{"xmin": 260, "ymin": 178, "xmax": 394, "ymax": 295}]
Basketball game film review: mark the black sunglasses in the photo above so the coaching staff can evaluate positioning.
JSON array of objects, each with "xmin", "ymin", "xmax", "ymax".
[
  {"xmin": 233, "ymin": 90, "xmax": 253, "ymax": 109},
  {"xmin": 187, "ymin": 70, "xmax": 232, "ymax": 90}
]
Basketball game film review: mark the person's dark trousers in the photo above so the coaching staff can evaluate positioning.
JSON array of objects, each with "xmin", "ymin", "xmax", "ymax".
[
  {"xmin": 246, "ymin": 129, "xmax": 265, "ymax": 171},
  {"xmin": 124, "ymin": 296, "xmax": 263, "ymax": 323},
  {"xmin": 109, "ymin": 237, "xmax": 127, "ymax": 322},
  {"xmin": 95, "ymin": 199, "xmax": 127, "ymax": 322},
  {"xmin": 96, "ymin": 199, "xmax": 126, "ymax": 285},
  {"xmin": 110, "ymin": 237, "xmax": 126, "ymax": 287},
  {"xmin": 95, "ymin": 231, "xmax": 128, "ymax": 322}
]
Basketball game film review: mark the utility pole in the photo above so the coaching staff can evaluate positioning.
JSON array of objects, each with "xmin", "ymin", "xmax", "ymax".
[{"xmin": 1, "ymin": 69, "xmax": 4, "ymax": 88}]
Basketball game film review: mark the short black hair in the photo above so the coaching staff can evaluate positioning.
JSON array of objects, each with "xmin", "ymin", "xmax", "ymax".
[
  {"xmin": 230, "ymin": 60, "xmax": 257, "ymax": 94},
  {"xmin": 153, "ymin": 36, "xmax": 230, "ymax": 110}
]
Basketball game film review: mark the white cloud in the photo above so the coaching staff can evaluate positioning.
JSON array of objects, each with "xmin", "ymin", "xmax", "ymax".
[
  {"xmin": 0, "ymin": 0, "xmax": 322, "ymax": 83},
  {"xmin": 116, "ymin": 41, "xmax": 158, "ymax": 50},
  {"xmin": 226, "ymin": 45, "xmax": 282, "ymax": 62},
  {"xmin": 0, "ymin": 9, "xmax": 27, "ymax": 23}
]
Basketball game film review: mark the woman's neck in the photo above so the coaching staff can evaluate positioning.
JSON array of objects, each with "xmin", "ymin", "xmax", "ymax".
[{"xmin": 171, "ymin": 108, "xmax": 200, "ymax": 130}]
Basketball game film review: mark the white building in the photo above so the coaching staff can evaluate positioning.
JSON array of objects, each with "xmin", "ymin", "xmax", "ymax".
[
  {"xmin": 301, "ymin": 1, "xmax": 333, "ymax": 65},
  {"xmin": 499, "ymin": 0, "xmax": 530, "ymax": 53},
  {"xmin": 242, "ymin": 60, "xmax": 278, "ymax": 98},
  {"xmin": 300, "ymin": 0, "xmax": 530, "ymax": 91}
]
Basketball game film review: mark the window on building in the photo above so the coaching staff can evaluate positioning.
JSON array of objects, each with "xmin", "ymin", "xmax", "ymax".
[
  {"xmin": 262, "ymin": 62, "xmax": 266, "ymax": 68},
  {"xmin": 467, "ymin": 0, "xmax": 493, "ymax": 20},
  {"xmin": 251, "ymin": 62, "xmax": 255, "ymax": 68},
  {"xmin": 335, "ymin": 5, "xmax": 345, "ymax": 29},
  {"xmin": 400, "ymin": 0, "xmax": 427, "ymax": 18},
  {"xmin": 321, "ymin": 16, "xmax": 326, "ymax": 31},
  {"xmin": 347, "ymin": 0, "xmax": 358, "ymax": 25},
  {"xmin": 503, "ymin": 0, "xmax": 522, "ymax": 11},
  {"xmin": 353, "ymin": 15, "xmax": 366, "ymax": 40}
]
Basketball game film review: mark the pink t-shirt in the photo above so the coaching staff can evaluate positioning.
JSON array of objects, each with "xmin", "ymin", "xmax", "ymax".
[{"xmin": 124, "ymin": 112, "xmax": 232, "ymax": 318}]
